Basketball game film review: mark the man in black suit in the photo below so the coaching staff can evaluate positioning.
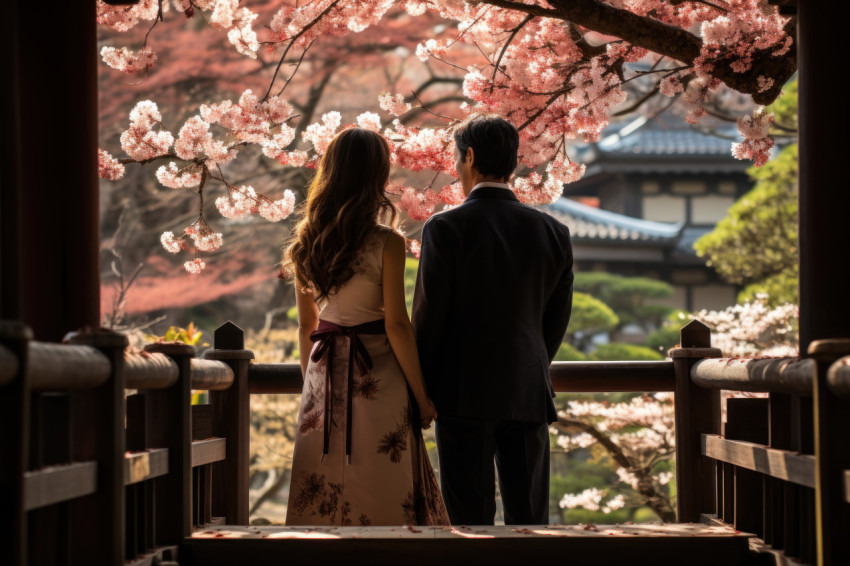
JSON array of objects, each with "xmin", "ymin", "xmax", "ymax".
[{"xmin": 412, "ymin": 115, "xmax": 574, "ymax": 526}]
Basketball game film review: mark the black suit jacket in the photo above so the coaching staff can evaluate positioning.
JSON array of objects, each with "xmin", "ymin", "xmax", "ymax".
[{"xmin": 412, "ymin": 186, "xmax": 574, "ymax": 423}]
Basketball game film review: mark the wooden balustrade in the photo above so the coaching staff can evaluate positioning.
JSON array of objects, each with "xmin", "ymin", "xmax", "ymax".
[
  {"xmin": 827, "ymin": 356, "xmax": 850, "ymax": 397},
  {"xmin": 3, "ymin": 317, "xmax": 850, "ymax": 566},
  {"xmin": 190, "ymin": 358, "xmax": 235, "ymax": 391},
  {"xmin": 125, "ymin": 350, "xmax": 179, "ymax": 390},
  {"xmin": 27, "ymin": 341, "xmax": 111, "ymax": 390},
  {"xmin": 0, "ymin": 343, "xmax": 18, "ymax": 386},
  {"xmin": 691, "ymin": 357, "xmax": 814, "ymax": 395}
]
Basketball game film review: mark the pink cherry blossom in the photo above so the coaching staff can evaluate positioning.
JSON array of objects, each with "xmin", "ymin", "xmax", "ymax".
[
  {"xmin": 98, "ymin": 149, "xmax": 125, "ymax": 181},
  {"xmin": 302, "ymin": 112, "xmax": 342, "ymax": 155},
  {"xmin": 155, "ymin": 163, "xmax": 203, "ymax": 189},
  {"xmin": 100, "ymin": 45, "xmax": 157, "ymax": 73},
  {"xmin": 378, "ymin": 92, "xmax": 411, "ymax": 117},
  {"xmin": 258, "ymin": 190, "xmax": 296, "ymax": 222},
  {"xmin": 356, "ymin": 112, "xmax": 382, "ymax": 132},
  {"xmin": 160, "ymin": 231, "xmax": 182, "ymax": 254},
  {"xmin": 406, "ymin": 238, "xmax": 421, "ymax": 259},
  {"xmin": 227, "ymin": 8, "xmax": 260, "ymax": 59},
  {"xmin": 184, "ymin": 258, "xmax": 207, "ymax": 274}
]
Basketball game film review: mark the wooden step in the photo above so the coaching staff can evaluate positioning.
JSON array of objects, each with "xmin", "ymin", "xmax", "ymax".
[{"xmin": 182, "ymin": 523, "xmax": 753, "ymax": 566}]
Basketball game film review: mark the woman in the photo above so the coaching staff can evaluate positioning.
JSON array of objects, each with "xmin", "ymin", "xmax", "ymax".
[{"xmin": 282, "ymin": 127, "xmax": 449, "ymax": 526}]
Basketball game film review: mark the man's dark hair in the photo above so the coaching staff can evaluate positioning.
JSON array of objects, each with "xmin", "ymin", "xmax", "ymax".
[{"xmin": 453, "ymin": 115, "xmax": 519, "ymax": 181}]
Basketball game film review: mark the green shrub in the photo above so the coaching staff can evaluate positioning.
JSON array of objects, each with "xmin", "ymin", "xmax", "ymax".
[
  {"xmin": 555, "ymin": 343, "xmax": 587, "ymax": 361},
  {"xmin": 588, "ymin": 342, "xmax": 664, "ymax": 361}
]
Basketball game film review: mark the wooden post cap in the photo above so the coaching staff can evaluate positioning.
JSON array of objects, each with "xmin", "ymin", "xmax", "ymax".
[
  {"xmin": 0, "ymin": 320, "xmax": 33, "ymax": 341},
  {"xmin": 64, "ymin": 327, "xmax": 129, "ymax": 349},
  {"xmin": 214, "ymin": 321, "xmax": 244, "ymax": 350},
  {"xmin": 680, "ymin": 320, "xmax": 712, "ymax": 348},
  {"xmin": 144, "ymin": 343, "xmax": 196, "ymax": 357},
  {"xmin": 807, "ymin": 338, "xmax": 850, "ymax": 359}
]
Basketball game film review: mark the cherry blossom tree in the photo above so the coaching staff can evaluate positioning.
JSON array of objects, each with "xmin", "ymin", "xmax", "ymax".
[
  {"xmin": 553, "ymin": 392, "xmax": 676, "ymax": 522},
  {"xmin": 97, "ymin": 0, "xmax": 796, "ymax": 272}
]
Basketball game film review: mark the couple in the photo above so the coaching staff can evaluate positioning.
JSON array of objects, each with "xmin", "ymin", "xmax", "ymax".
[{"xmin": 283, "ymin": 115, "xmax": 574, "ymax": 527}]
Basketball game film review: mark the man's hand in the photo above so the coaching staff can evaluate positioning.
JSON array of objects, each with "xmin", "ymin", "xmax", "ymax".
[{"xmin": 419, "ymin": 398, "xmax": 438, "ymax": 430}]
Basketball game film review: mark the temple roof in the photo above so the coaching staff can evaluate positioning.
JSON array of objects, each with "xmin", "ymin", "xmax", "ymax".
[
  {"xmin": 542, "ymin": 197, "xmax": 683, "ymax": 244},
  {"xmin": 571, "ymin": 116, "xmax": 750, "ymax": 175}
]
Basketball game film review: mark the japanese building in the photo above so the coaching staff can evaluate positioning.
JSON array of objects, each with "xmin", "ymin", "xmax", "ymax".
[{"xmin": 545, "ymin": 115, "xmax": 752, "ymax": 314}]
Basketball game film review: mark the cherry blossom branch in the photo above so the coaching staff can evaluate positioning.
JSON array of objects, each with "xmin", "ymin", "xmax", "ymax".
[
  {"xmin": 409, "ymin": 92, "xmax": 455, "ymax": 122},
  {"xmin": 472, "ymin": 0, "xmax": 559, "ymax": 19},
  {"xmin": 142, "ymin": 0, "xmax": 165, "ymax": 48},
  {"xmin": 262, "ymin": 0, "xmax": 341, "ymax": 102},
  {"xmin": 276, "ymin": 37, "xmax": 317, "ymax": 97},
  {"xmin": 554, "ymin": 418, "xmax": 676, "ymax": 522},
  {"xmin": 679, "ymin": 0, "xmax": 729, "ymax": 12},
  {"xmin": 478, "ymin": 0, "xmax": 796, "ymax": 104},
  {"xmin": 490, "ymin": 14, "xmax": 535, "ymax": 87}
]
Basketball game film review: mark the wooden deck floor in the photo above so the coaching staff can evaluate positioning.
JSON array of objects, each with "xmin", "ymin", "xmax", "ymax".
[{"xmin": 183, "ymin": 523, "xmax": 754, "ymax": 566}]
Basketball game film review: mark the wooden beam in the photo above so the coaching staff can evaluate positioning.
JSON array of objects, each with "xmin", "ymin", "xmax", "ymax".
[
  {"xmin": 247, "ymin": 361, "xmax": 676, "ymax": 395},
  {"xmin": 10, "ymin": 1, "xmax": 100, "ymax": 341},
  {"xmin": 845, "ymin": 470, "xmax": 850, "ymax": 505},
  {"xmin": 691, "ymin": 357, "xmax": 814, "ymax": 396},
  {"xmin": 24, "ymin": 462, "xmax": 97, "ymax": 511},
  {"xmin": 192, "ymin": 438, "xmax": 227, "ymax": 468},
  {"xmin": 207, "ymin": 322, "xmax": 252, "ymax": 525},
  {"xmin": 185, "ymin": 524, "xmax": 752, "ymax": 566},
  {"xmin": 827, "ymin": 355, "xmax": 850, "ymax": 397},
  {"xmin": 124, "ymin": 449, "xmax": 169, "ymax": 486},
  {"xmin": 27, "ymin": 342, "xmax": 111, "ymax": 390},
  {"xmin": 0, "ymin": 344, "xmax": 18, "ymax": 386},
  {"xmin": 701, "ymin": 435, "xmax": 815, "ymax": 488},
  {"xmin": 145, "ymin": 343, "xmax": 194, "ymax": 544},
  {"xmin": 125, "ymin": 351, "xmax": 179, "ymax": 390},
  {"xmin": 672, "ymin": 322, "xmax": 722, "ymax": 522},
  {"xmin": 190, "ymin": 359, "xmax": 234, "ymax": 391},
  {"xmin": 0, "ymin": 322, "xmax": 30, "ymax": 566}
]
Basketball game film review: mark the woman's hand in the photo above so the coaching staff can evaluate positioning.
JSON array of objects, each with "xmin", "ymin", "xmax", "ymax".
[{"xmin": 419, "ymin": 398, "xmax": 438, "ymax": 430}]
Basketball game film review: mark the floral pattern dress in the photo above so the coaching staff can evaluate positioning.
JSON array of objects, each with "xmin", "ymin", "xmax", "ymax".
[{"xmin": 286, "ymin": 226, "xmax": 449, "ymax": 527}]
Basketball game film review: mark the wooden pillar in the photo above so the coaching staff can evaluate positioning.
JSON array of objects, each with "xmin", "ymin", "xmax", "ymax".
[
  {"xmin": 65, "ymin": 329, "xmax": 128, "ymax": 566},
  {"xmin": 0, "ymin": 321, "xmax": 32, "ymax": 566},
  {"xmin": 671, "ymin": 320, "xmax": 722, "ymax": 522},
  {"xmin": 205, "ymin": 321, "xmax": 254, "ymax": 525},
  {"xmin": 808, "ymin": 339, "xmax": 850, "ymax": 566},
  {"xmin": 0, "ymin": 1, "xmax": 100, "ymax": 340},
  {"xmin": 797, "ymin": 1, "xmax": 850, "ymax": 353},
  {"xmin": 145, "ymin": 343, "xmax": 195, "ymax": 544}
]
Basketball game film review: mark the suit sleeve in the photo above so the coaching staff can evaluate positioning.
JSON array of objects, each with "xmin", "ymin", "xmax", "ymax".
[
  {"xmin": 542, "ymin": 233, "xmax": 574, "ymax": 363},
  {"xmin": 411, "ymin": 217, "xmax": 455, "ymax": 390}
]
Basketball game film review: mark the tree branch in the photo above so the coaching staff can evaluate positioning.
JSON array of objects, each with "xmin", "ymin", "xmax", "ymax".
[
  {"xmin": 491, "ymin": 14, "xmax": 535, "ymax": 85},
  {"xmin": 262, "ymin": 0, "xmax": 341, "ymax": 102},
  {"xmin": 477, "ymin": 0, "xmax": 797, "ymax": 105}
]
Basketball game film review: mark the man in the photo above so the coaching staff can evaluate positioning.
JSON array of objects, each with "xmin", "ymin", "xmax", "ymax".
[{"xmin": 412, "ymin": 114, "xmax": 574, "ymax": 526}]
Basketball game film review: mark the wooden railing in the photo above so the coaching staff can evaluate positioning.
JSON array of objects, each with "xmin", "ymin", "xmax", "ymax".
[
  {"xmin": 0, "ymin": 321, "xmax": 247, "ymax": 566},
  {"xmin": 2, "ymin": 319, "xmax": 849, "ymax": 565}
]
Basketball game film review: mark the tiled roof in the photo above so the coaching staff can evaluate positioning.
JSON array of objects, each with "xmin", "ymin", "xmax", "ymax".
[
  {"xmin": 572, "ymin": 116, "xmax": 750, "ymax": 174},
  {"xmin": 542, "ymin": 197, "xmax": 683, "ymax": 243}
]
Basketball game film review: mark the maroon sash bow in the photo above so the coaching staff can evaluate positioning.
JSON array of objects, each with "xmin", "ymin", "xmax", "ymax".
[{"xmin": 310, "ymin": 318, "xmax": 386, "ymax": 463}]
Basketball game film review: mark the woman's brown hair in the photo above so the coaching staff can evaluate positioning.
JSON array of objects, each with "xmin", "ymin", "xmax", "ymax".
[{"xmin": 283, "ymin": 127, "xmax": 398, "ymax": 300}]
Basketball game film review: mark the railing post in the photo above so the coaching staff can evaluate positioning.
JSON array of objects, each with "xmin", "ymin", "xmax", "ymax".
[
  {"xmin": 64, "ymin": 328, "xmax": 129, "ymax": 566},
  {"xmin": 808, "ymin": 339, "xmax": 850, "ymax": 566},
  {"xmin": 145, "ymin": 342, "xmax": 195, "ymax": 544},
  {"xmin": 0, "ymin": 321, "xmax": 32, "ymax": 566},
  {"xmin": 671, "ymin": 320, "xmax": 722, "ymax": 523},
  {"xmin": 204, "ymin": 321, "xmax": 254, "ymax": 525}
]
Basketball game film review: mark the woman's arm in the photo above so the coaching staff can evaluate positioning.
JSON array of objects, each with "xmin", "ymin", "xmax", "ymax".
[
  {"xmin": 295, "ymin": 280, "xmax": 320, "ymax": 379},
  {"xmin": 382, "ymin": 232, "xmax": 437, "ymax": 427}
]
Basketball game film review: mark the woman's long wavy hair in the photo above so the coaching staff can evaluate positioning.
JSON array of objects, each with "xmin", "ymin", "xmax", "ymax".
[{"xmin": 283, "ymin": 127, "xmax": 398, "ymax": 300}]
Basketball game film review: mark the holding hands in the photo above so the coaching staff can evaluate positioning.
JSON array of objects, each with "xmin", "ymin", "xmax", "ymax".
[{"xmin": 419, "ymin": 398, "xmax": 438, "ymax": 430}]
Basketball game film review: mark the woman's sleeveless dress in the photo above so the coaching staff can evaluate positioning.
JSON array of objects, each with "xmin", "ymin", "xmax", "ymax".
[{"xmin": 285, "ymin": 227, "xmax": 449, "ymax": 526}]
